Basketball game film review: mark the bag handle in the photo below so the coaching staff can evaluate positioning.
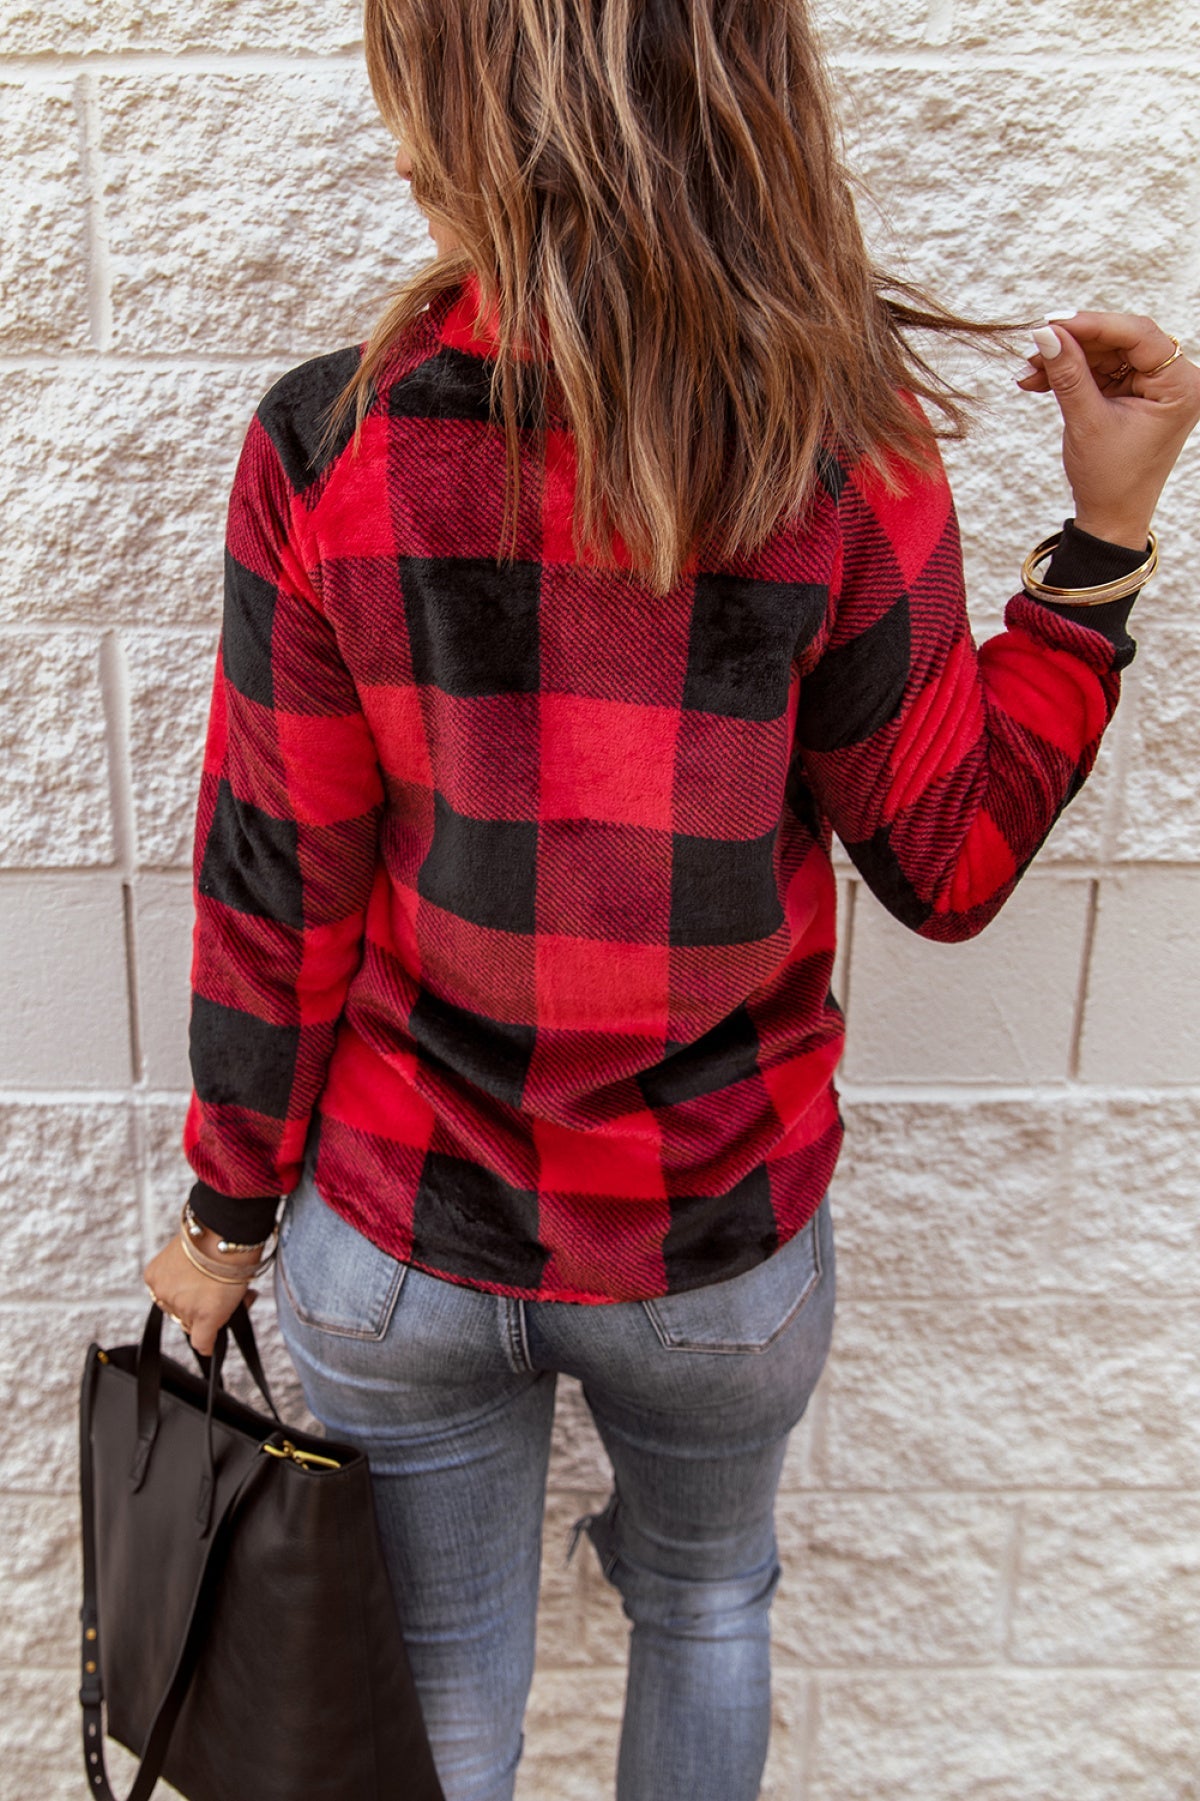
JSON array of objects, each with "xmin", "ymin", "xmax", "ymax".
[
  {"xmin": 131, "ymin": 1300, "xmax": 282, "ymax": 1492},
  {"xmin": 78, "ymin": 1339, "xmax": 273, "ymax": 1800}
]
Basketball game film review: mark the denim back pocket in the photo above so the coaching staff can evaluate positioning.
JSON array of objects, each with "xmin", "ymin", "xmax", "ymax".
[
  {"xmin": 641, "ymin": 1196, "xmax": 826, "ymax": 1354},
  {"xmin": 277, "ymin": 1168, "xmax": 407, "ymax": 1340}
]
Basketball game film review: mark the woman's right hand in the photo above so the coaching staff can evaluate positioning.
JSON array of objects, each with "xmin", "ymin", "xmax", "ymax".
[
  {"xmin": 143, "ymin": 1228, "xmax": 260, "ymax": 1358},
  {"xmin": 1016, "ymin": 310, "xmax": 1200, "ymax": 551}
]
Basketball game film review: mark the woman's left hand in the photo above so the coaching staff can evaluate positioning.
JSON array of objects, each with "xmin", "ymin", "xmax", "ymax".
[{"xmin": 143, "ymin": 1228, "xmax": 261, "ymax": 1357}]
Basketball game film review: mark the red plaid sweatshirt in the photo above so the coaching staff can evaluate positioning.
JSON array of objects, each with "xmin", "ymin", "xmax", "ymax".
[{"xmin": 183, "ymin": 271, "xmax": 1144, "ymax": 1301}]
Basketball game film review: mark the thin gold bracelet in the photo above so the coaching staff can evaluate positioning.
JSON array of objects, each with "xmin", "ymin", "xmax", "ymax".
[
  {"xmin": 178, "ymin": 1209, "xmax": 277, "ymax": 1282},
  {"xmin": 178, "ymin": 1230, "xmax": 261, "ymax": 1285},
  {"xmin": 1021, "ymin": 530, "xmax": 1157, "ymax": 607},
  {"xmin": 179, "ymin": 1201, "xmax": 277, "ymax": 1273}
]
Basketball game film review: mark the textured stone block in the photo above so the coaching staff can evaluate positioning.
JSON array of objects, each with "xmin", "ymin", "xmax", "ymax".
[
  {"xmin": 132, "ymin": 875, "xmax": 194, "ymax": 1092},
  {"xmin": 1013, "ymin": 1495, "xmax": 1200, "ymax": 1666},
  {"xmin": 940, "ymin": 376, "xmax": 1074, "ymax": 622},
  {"xmin": 515, "ymin": 1666, "xmax": 624, "ymax": 1801},
  {"xmin": 813, "ymin": 0, "xmax": 930, "ymax": 50},
  {"xmin": 0, "ymin": 1102, "xmax": 139, "ymax": 1297},
  {"xmin": 1078, "ymin": 870, "xmax": 1200, "ymax": 1084},
  {"xmin": 0, "ymin": 1493, "xmax": 79, "ymax": 1668},
  {"xmin": 810, "ymin": 1671, "xmax": 1200, "ymax": 1800},
  {"xmin": 774, "ymin": 1494, "xmax": 1012, "ymax": 1667},
  {"xmin": 759, "ymin": 1672, "xmax": 810, "ymax": 1801},
  {"xmin": 0, "ymin": 634, "xmax": 113, "ymax": 866},
  {"xmin": 141, "ymin": 1096, "xmax": 195, "ymax": 1240},
  {"xmin": 0, "ymin": 879, "xmax": 130, "ymax": 1087},
  {"xmin": 952, "ymin": 0, "xmax": 1200, "ymax": 50},
  {"xmin": 0, "ymin": 368, "xmax": 277, "ymax": 628},
  {"xmin": 0, "ymin": 82, "xmax": 90, "ymax": 352},
  {"xmin": 101, "ymin": 72, "xmax": 431, "ymax": 355},
  {"xmin": 126, "ymin": 632, "xmax": 212, "ymax": 869},
  {"xmin": 778, "ymin": 1383, "xmax": 825, "ymax": 1493},
  {"xmin": 0, "ymin": 1666, "xmax": 124, "ymax": 1801},
  {"xmin": 0, "ymin": 0, "xmax": 360, "ymax": 53},
  {"xmin": 830, "ymin": 1098, "xmax": 1064, "ymax": 1297},
  {"xmin": 832, "ymin": 1092, "xmax": 1200, "ymax": 1301},
  {"xmin": 1053, "ymin": 1093, "xmax": 1200, "ymax": 1294},
  {"xmin": 0, "ymin": 1300, "xmax": 147, "ymax": 1492},
  {"xmin": 843, "ymin": 877, "xmax": 1089, "ymax": 1084},
  {"xmin": 838, "ymin": 69, "xmax": 1199, "ymax": 323},
  {"xmin": 1113, "ymin": 627, "xmax": 1200, "ymax": 860},
  {"xmin": 821, "ymin": 1298, "xmax": 1200, "ymax": 1489}
]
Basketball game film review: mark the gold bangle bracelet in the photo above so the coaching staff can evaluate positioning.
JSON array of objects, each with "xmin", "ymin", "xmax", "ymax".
[
  {"xmin": 179, "ymin": 1200, "xmax": 277, "ymax": 1267},
  {"xmin": 1021, "ymin": 530, "xmax": 1157, "ymax": 607},
  {"xmin": 178, "ymin": 1227, "xmax": 275, "ymax": 1284},
  {"xmin": 178, "ymin": 1231, "xmax": 255, "ymax": 1284}
]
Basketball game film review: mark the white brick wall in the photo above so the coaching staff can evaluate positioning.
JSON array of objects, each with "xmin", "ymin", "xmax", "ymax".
[{"xmin": 2, "ymin": 3, "xmax": 1198, "ymax": 1795}]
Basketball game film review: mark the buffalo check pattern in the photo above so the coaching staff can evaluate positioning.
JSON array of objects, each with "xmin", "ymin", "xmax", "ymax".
[{"xmin": 183, "ymin": 272, "xmax": 1143, "ymax": 1302}]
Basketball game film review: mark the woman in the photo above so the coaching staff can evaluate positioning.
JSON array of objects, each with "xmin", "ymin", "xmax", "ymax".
[{"xmin": 144, "ymin": 2, "xmax": 1200, "ymax": 1796}]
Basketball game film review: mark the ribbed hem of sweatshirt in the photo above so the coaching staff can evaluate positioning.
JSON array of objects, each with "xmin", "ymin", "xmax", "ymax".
[
  {"xmin": 187, "ymin": 1180, "xmax": 282, "ymax": 1243},
  {"xmin": 1029, "ymin": 518, "xmax": 1148, "ymax": 668}
]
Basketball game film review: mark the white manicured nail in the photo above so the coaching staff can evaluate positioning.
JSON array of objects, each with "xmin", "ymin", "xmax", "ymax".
[
  {"xmin": 1031, "ymin": 326, "xmax": 1063, "ymax": 359},
  {"xmin": 1045, "ymin": 310, "xmax": 1079, "ymax": 322}
]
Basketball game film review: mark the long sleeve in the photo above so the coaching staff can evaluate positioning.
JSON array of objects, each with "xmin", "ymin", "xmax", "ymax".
[
  {"xmin": 182, "ymin": 412, "xmax": 385, "ymax": 1240},
  {"xmin": 795, "ymin": 436, "xmax": 1143, "ymax": 943}
]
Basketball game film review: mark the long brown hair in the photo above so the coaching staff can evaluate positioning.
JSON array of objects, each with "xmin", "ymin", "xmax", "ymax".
[{"xmin": 330, "ymin": 0, "xmax": 1015, "ymax": 595}]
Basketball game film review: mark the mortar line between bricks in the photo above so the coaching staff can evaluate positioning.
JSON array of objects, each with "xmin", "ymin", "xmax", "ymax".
[
  {"xmin": 837, "ymin": 1076, "xmax": 1200, "ymax": 1102},
  {"xmin": 799, "ymin": 1673, "xmax": 819, "ymax": 1801},
  {"xmin": 96, "ymin": 633, "xmax": 137, "ymax": 869},
  {"xmin": 1067, "ymin": 878, "xmax": 1100, "ymax": 1080},
  {"xmin": 76, "ymin": 72, "xmax": 113, "ymax": 353},
  {"xmin": 997, "ymin": 1499, "xmax": 1025, "ymax": 1661}
]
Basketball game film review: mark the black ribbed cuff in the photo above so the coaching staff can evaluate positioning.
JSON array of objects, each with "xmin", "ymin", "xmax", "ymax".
[
  {"xmin": 187, "ymin": 1180, "xmax": 282, "ymax": 1243},
  {"xmin": 1028, "ymin": 518, "xmax": 1147, "ymax": 667}
]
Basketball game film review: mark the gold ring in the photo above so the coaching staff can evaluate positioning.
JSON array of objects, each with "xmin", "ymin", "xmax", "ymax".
[
  {"xmin": 145, "ymin": 1283, "xmax": 188, "ymax": 1330},
  {"xmin": 1102, "ymin": 361, "xmax": 1133, "ymax": 386},
  {"xmin": 1143, "ymin": 336, "xmax": 1183, "ymax": 375}
]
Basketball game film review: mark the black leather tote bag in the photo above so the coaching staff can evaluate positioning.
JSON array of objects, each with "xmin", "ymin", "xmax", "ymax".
[{"xmin": 77, "ymin": 1298, "xmax": 445, "ymax": 1801}]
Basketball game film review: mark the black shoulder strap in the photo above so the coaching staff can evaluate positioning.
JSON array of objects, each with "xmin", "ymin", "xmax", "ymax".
[{"xmin": 78, "ymin": 1343, "xmax": 271, "ymax": 1801}]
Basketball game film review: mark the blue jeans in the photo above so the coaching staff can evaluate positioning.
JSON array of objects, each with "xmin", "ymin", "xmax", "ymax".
[{"xmin": 273, "ymin": 1146, "xmax": 836, "ymax": 1801}]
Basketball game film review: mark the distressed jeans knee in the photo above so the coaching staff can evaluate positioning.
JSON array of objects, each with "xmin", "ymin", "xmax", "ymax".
[{"xmin": 571, "ymin": 1491, "xmax": 782, "ymax": 1640}]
